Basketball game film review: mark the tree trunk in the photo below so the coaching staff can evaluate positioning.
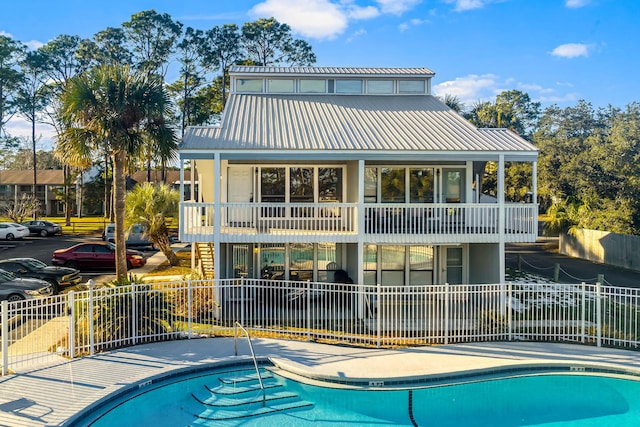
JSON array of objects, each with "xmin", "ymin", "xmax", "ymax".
[
  {"xmin": 32, "ymin": 111, "xmax": 37, "ymax": 220},
  {"xmin": 155, "ymin": 232, "xmax": 179, "ymax": 266},
  {"xmin": 113, "ymin": 151, "xmax": 128, "ymax": 280}
]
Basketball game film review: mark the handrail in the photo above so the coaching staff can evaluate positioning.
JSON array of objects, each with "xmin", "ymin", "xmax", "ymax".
[{"xmin": 234, "ymin": 321, "xmax": 266, "ymax": 407}]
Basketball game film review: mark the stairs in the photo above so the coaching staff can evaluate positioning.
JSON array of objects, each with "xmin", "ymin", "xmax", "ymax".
[
  {"xmin": 195, "ymin": 242, "xmax": 215, "ymax": 279},
  {"xmin": 187, "ymin": 368, "xmax": 313, "ymax": 422}
]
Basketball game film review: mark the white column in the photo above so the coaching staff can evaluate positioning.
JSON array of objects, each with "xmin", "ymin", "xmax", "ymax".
[
  {"xmin": 498, "ymin": 155, "xmax": 505, "ymax": 283},
  {"xmin": 532, "ymin": 160, "xmax": 538, "ymax": 205},
  {"xmin": 214, "ymin": 153, "xmax": 221, "ymax": 281},
  {"xmin": 357, "ymin": 160, "xmax": 365, "ymax": 319}
]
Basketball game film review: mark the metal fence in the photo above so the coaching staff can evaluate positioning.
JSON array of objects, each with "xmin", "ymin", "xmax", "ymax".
[{"xmin": 2, "ymin": 279, "xmax": 639, "ymax": 375}]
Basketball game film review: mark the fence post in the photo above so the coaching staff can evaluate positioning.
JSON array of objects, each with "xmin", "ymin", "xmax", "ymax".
[
  {"xmin": 240, "ymin": 278, "xmax": 245, "ymax": 327},
  {"xmin": 187, "ymin": 279, "xmax": 193, "ymax": 338},
  {"xmin": 376, "ymin": 283, "xmax": 381, "ymax": 349},
  {"xmin": 554, "ymin": 264, "xmax": 560, "ymax": 282},
  {"xmin": 2, "ymin": 300, "xmax": 7, "ymax": 376},
  {"xmin": 444, "ymin": 283, "xmax": 450, "ymax": 345},
  {"xmin": 507, "ymin": 282, "xmax": 513, "ymax": 341},
  {"xmin": 306, "ymin": 280, "xmax": 311, "ymax": 342},
  {"xmin": 67, "ymin": 291, "xmax": 75, "ymax": 359},
  {"xmin": 131, "ymin": 284, "xmax": 138, "ymax": 346},
  {"xmin": 596, "ymin": 281, "xmax": 602, "ymax": 347},
  {"xmin": 88, "ymin": 280, "xmax": 95, "ymax": 356},
  {"xmin": 580, "ymin": 282, "xmax": 586, "ymax": 343}
]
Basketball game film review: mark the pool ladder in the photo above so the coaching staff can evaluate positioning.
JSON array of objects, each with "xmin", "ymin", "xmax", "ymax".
[{"xmin": 234, "ymin": 321, "xmax": 266, "ymax": 407}]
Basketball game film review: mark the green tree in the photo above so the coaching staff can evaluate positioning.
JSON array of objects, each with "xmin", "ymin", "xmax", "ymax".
[
  {"xmin": 16, "ymin": 50, "xmax": 49, "ymax": 216},
  {"xmin": 200, "ymin": 23, "xmax": 242, "ymax": 107},
  {"xmin": 0, "ymin": 35, "xmax": 25, "ymax": 140},
  {"xmin": 122, "ymin": 9, "xmax": 183, "ymax": 77},
  {"xmin": 125, "ymin": 182, "xmax": 180, "ymax": 266},
  {"xmin": 172, "ymin": 27, "xmax": 206, "ymax": 136},
  {"xmin": 77, "ymin": 27, "xmax": 133, "ymax": 68},
  {"xmin": 59, "ymin": 65, "xmax": 177, "ymax": 279},
  {"xmin": 242, "ymin": 18, "xmax": 316, "ymax": 66}
]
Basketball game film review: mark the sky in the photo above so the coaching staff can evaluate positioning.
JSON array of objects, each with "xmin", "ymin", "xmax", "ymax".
[{"xmin": 2, "ymin": 0, "xmax": 639, "ymax": 147}]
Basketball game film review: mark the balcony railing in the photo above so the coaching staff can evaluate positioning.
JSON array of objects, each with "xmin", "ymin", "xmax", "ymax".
[{"xmin": 180, "ymin": 202, "xmax": 537, "ymax": 243}]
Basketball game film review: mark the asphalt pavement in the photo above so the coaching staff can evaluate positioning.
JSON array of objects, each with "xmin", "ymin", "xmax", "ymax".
[{"xmin": 506, "ymin": 237, "xmax": 640, "ymax": 288}]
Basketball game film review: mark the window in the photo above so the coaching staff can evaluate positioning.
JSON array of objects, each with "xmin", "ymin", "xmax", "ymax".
[
  {"xmin": 364, "ymin": 168, "xmax": 378, "ymax": 203},
  {"xmin": 410, "ymin": 168, "xmax": 435, "ymax": 203},
  {"xmin": 260, "ymin": 168, "xmax": 286, "ymax": 203},
  {"xmin": 290, "ymin": 167, "xmax": 314, "ymax": 217},
  {"xmin": 318, "ymin": 168, "xmax": 342, "ymax": 202},
  {"xmin": 335, "ymin": 80, "xmax": 363, "ymax": 94},
  {"xmin": 236, "ymin": 79, "xmax": 262, "ymax": 92},
  {"xmin": 381, "ymin": 245, "xmax": 405, "ymax": 286},
  {"xmin": 289, "ymin": 243, "xmax": 314, "ymax": 282},
  {"xmin": 267, "ymin": 79, "xmax": 295, "ymax": 93},
  {"xmin": 381, "ymin": 168, "xmax": 405, "ymax": 203},
  {"xmin": 318, "ymin": 243, "xmax": 339, "ymax": 282},
  {"xmin": 367, "ymin": 80, "xmax": 394, "ymax": 94},
  {"xmin": 299, "ymin": 79, "xmax": 326, "ymax": 93},
  {"xmin": 363, "ymin": 244, "xmax": 378, "ymax": 286},
  {"xmin": 398, "ymin": 80, "xmax": 425, "ymax": 94},
  {"xmin": 410, "ymin": 246, "xmax": 434, "ymax": 285}
]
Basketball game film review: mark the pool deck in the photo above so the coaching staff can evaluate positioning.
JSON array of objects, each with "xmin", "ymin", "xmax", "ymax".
[{"xmin": 1, "ymin": 338, "xmax": 640, "ymax": 426}]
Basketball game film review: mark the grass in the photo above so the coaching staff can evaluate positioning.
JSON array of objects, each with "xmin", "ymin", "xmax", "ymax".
[{"xmin": 145, "ymin": 250, "xmax": 195, "ymax": 277}]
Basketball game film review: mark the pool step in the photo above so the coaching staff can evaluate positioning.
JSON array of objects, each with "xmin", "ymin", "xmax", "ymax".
[
  {"xmin": 192, "ymin": 400, "xmax": 314, "ymax": 421},
  {"xmin": 206, "ymin": 381, "xmax": 282, "ymax": 395},
  {"xmin": 188, "ymin": 368, "xmax": 314, "ymax": 421},
  {"xmin": 218, "ymin": 371, "xmax": 274, "ymax": 384}
]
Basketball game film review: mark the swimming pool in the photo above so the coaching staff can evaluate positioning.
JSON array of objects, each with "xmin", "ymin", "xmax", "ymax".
[{"xmin": 73, "ymin": 363, "xmax": 640, "ymax": 426}]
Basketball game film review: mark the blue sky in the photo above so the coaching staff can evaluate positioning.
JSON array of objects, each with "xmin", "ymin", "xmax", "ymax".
[{"xmin": 2, "ymin": 0, "xmax": 639, "ymax": 145}]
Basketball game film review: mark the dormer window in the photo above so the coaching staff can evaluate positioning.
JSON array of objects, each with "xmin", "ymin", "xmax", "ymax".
[
  {"xmin": 335, "ymin": 80, "xmax": 363, "ymax": 94},
  {"xmin": 398, "ymin": 80, "xmax": 426, "ymax": 94},
  {"xmin": 236, "ymin": 79, "xmax": 262, "ymax": 92},
  {"xmin": 299, "ymin": 79, "xmax": 326, "ymax": 93},
  {"xmin": 267, "ymin": 79, "xmax": 295, "ymax": 93},
  {"xmin": 367, "ymin": 80, "xmax": 394, "ymax": 94}
]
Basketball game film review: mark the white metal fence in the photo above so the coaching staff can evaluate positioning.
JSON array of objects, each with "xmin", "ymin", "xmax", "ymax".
[{"xmin": 2, "ymin": 280, "xmax": 639, "ymax": 375}]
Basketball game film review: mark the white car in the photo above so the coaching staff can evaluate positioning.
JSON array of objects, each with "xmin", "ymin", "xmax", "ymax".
[{"xmin": 0, "ymin": 222, "xmax": 30, "ymax": 240}]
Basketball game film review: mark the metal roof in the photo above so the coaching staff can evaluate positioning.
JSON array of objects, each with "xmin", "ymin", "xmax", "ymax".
[
  {"xmin": 181, "ymin": 94, "xmax": 538, "ymax": 158},
  {"xmin": 230, "ymin": 66, "xmax": 435, "ymax": 77},
  {"xmin": 0, "ymin": 170, "xmax": 65, "ymax": 185}
]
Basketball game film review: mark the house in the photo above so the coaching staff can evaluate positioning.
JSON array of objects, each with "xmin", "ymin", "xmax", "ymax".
[
  {"xmin": 0, "ymin": 169, "xmax": 69, "ymax": 216},
  {"xmin": 177, "ymin": 66, "xmax": 538, "ymax": 287}
]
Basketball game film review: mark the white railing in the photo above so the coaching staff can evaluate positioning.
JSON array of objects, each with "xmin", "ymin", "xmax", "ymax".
[
  {"xmin": 180, "ymin": 202, "xmax": 537, "ymax": 242},
  {"xmin": 2, "ymin": 280, "xmax": 639, "ymax": 375}
]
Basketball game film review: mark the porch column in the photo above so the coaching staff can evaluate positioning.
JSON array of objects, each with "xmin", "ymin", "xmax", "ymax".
[
  {"xmin": 532, "ymin": 160, "xmax": 537, "ymax": 205},
  {"xmin": 357, "ymin": 160, "xmax": 365, "ymax": 286},
  {"xmin": 498, "ymin": 155, "xmax": 505, "ymax": 283},
  {"xmin": 214, "ymin": 153, "xmax": 221, "ymax": 281}
]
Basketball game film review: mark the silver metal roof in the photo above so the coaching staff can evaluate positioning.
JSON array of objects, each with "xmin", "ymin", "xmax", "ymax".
[
  {"xmin": 181, "ymin": 94, "xmax": 538, "ymax": 159},
  {"xmin": 230, "ymin": 66, "xmax": 435, "ymax": 77}
]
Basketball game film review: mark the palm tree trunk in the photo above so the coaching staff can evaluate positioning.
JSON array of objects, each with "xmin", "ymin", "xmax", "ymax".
[{"xmin": 113, "ymin": 151, "xmax": 128, "ymax": 279}]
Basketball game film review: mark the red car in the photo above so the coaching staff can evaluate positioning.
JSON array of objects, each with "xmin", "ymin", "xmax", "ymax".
[{"xmin": 52, "ymin": 242, "xmax": 146, "ymax": 270}]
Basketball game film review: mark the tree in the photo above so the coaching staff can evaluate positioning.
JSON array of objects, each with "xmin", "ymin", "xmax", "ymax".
[
  {"xmin": 200, "ymin": 23, "xmax": 242, "ymax": 107},
  {"xmin": 122, "ymin": 9, "xmax": 183, "ymax": 77},
  {"xmin": 242, "ymin": 18, "xmax": 316, "ymax": 66},
  {"xmin": 77, "ymin": 27, "xmax": 133, "ymax": 68},
  {"xmin": 172, "ymin": 27, "xmax": 206, "ymax": 136},
  {"xmin": 438, "ymin": 94, "xmax": 464, "ymax": 113},
  {"xmin": 0, "ymin": 35, "xmax": 25, "ymax": 140},
  {"xmin": 59, "ymin": 65, "xmax": 177, "ymax": 280},
  {"xmin": 3, "ymin": 193, "xmax": 41, "ymax": 222},
  {"xmin": 15, "ymin": 50, "xmax": 49, "ymax": 217},
  {"xmin": 125, "ymin": 183, "xmax": 180, "ymax": 266}
]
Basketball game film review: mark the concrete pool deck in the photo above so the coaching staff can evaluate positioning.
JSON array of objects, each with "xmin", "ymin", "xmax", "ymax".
[{"xmin": 1, "ymin": 338, "xmax": 640, "ymax": 426}]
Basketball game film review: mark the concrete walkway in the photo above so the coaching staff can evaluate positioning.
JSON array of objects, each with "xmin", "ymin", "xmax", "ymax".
[{"xmin": 1, "ymin": 338, "xmax": 640, "ymax": 426}]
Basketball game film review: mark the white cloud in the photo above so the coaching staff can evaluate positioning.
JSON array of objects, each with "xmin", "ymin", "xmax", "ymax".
[
  {"xmin": 565, "ymin": 0, "xmax": 590, "ymax": 8},
  {"xmin": 375, "ymin": 0, "xmax": 422, "ymax": 15},
  {"xmin": 550, "ymin": 43, "xmax": 591, "ymax": 58},
  {"xmin": 6, "ymin": 117, "xmax": 57, "ymax": 149},
  {"xmin": 398, "ymin": 18, "xmax": 430, "ymax": 31},
  {"xmin": 250, "ymin": 0, "xmax": 349, "ymax": 39},
  {"xmin": 346, "ymin": 29, "xmax": 367, "ymax": 42},
  {"xmin": 1, "ymin": 30, "xmax": 43, "ymax": 50},
  {"xmin": 433, "ymin": 73, "xmax": 576, "ymax": 106},
  {"xmin": 250, "ymin": 0, "xmax": 423, "ymax": 40},
  {"xmin": 444, "ymin": 0, "xmax": 488, "ymax": 12}
]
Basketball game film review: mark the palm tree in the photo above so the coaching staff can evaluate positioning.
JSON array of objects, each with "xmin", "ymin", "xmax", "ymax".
[
  {"xmin": 126, "ymin": 182, "xmax": 180, "ymax": 266},
  {"xmin": 59, "ymin": 65, "xmax": 177, "ymax": 279}
]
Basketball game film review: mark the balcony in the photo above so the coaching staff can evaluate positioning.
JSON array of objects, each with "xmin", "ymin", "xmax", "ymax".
[{"xmin": 180, "ymin": 202, "xmax": 537, "ymax": 244}]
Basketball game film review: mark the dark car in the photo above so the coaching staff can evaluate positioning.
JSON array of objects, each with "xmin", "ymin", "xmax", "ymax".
[
  {"xmin": 22, "ymin": 220, "xmax": 63, "ymax": 237},
  {"xmin": 0, "ymin": 268, "xmax": 54, "ymax": 302},
  {"xmin": 0, "ymin": 258, "xmax": 81, "ymax": 294},
  {"xmin": 51, "ymin": 242, "xmax": 146, "ymax": 270}
]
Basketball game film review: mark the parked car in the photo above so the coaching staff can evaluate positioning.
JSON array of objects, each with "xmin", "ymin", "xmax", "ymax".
[
  {"xmin": 103, "ymin": 223, "xmax": 153, "ymax": 248},
  {"xmin": 22, "ymin": 220, "xmax": 62, "ymax": 237},
  {"xmin": 51, "ymin": 242, "xmax": 146, "ymax": 270},
  {"xmin": 0, "ymin": 268, "xmax": 54, "ymax": 301},
  {"xmin": 0, "ymin": 258, "xmax": 81, "ymax": 294},
  {"xmin": 0, "ymin": 222, "xmax": 30, "ymax": 240}
]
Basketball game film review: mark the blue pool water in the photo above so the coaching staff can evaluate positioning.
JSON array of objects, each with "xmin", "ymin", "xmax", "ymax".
[{"xmin": 81, "ymin": 366, "xmax": 640, "ymax": 427}]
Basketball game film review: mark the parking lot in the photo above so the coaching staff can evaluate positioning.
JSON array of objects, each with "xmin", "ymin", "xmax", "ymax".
[{"xmin": 0, "ymin": 234, "xmax": 159, "ymax": 284}]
